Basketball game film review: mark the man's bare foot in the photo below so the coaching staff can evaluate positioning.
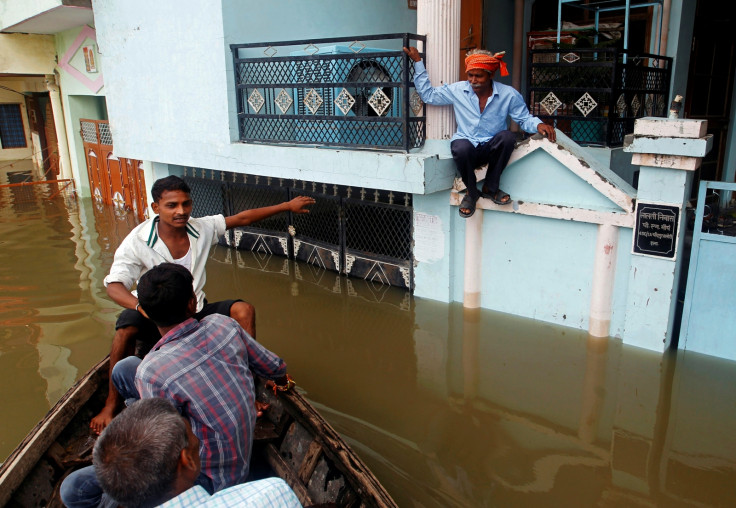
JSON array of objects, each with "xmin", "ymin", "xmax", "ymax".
[
  {"xmin": 255, "ymin": 400, "xmax": 270, "ymax": 418},
  {"xmin": 90, "ymin": 405, "xmax": 116, "ymax": 435}
]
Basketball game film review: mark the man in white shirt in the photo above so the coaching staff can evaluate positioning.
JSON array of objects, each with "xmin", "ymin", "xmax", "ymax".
[{"xmin": 91, "ymin": 175, "xmax": 314, "ymax": 434}]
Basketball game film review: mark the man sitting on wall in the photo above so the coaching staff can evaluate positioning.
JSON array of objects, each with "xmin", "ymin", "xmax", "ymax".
[
  {"xmin": 61, "ymin": 263, "xmax": 297, "ymax": 506},
  {"xmin": 91, "ymin": 175, "xmax": 314, "ymax": 434},
  {"xmin": 92, "ymin": 397, "xmax": 302, "ymax": 507},
  {"xmin": 403, "ymin": 46, "xmax": 556, "ymax": 218}
]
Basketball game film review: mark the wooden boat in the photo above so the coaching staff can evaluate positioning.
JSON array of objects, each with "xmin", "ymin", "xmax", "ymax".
[{"xmin": 0, "ymin": 356, "xmax": 397, "ymax": 507}]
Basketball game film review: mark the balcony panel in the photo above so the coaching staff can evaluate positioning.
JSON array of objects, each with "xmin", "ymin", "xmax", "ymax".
[
  {"xmin": 528, "ymin": 48, "xmax": 672, "ymax": 147},
  {"xmin": 231, "ymin": 33, "xmax": 426, "ymax": 152}
]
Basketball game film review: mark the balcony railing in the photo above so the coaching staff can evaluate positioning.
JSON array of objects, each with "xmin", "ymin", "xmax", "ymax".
[
  {"xmin": 230, "ymin": 33, "xmax": 426, "ymax": 152},
  {"xmin": 527, "ymin": 48, "xmax": 672, "ymax": 147}
]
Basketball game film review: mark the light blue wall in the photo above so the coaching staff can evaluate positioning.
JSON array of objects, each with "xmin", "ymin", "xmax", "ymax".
[
  {"xmin": 91, "ymin": 0, "xmax": 432, "ymax": 194},
  {"xmin": 222, "ymin": 0, "xmax": 417, "ymax": 142},
  {"xmin": 413, "ymin": 191, "xmax": 456, "ymax": 303}
]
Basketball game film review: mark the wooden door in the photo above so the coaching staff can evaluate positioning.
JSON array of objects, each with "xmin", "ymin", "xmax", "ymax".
[
  {"xmin": 684, "ymin": 1, "xmax": 736, "ymax": 192},
  {"xmin": 460, "ymin": 0, "xmax": 483, "ymax": 80},
  {"xmin": 24, "ymin": 96, "xmax": 50, "ymax": 176},
  {"xmin": 44, "ymin": 102, "xmax": 59, "ymax": 177},
  {"xmin": 80, "ymin": 119, "xmax": 148, "ymax": 219}
]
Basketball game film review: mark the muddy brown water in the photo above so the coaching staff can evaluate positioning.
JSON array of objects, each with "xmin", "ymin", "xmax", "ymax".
[{"xmin": 1, "ymin": 190, "xmax": 735, "ymax": 507}]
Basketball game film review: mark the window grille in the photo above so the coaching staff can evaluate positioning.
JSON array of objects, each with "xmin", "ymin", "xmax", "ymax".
[{"xmin": 0, "ymin": 104, "xmax": 27, "ymax": 149}]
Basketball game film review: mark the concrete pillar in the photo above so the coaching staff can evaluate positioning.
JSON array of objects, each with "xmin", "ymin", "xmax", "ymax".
[
  {"xmin": 622, "ymin": 118, "xmax": 712, "ymax": 351},
  {"xmin": 44, "ymin": 75, "xmax": 73, "ymax": 181},
  {"xmin": 463, "ymin": 211, "xmax": 483, "ymax": 308},
  {"xmin": 589, "ymin": 223, "xmax": 619, "ymax": 337},
  {"xmin": 417, "ymin": 0, "xmax": 460, "ymax": 139}
]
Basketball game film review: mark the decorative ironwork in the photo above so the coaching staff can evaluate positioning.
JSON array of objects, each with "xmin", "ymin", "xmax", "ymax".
[
  {"xmin": 540, "ymin": 92, "xmax": 562, "ymax": 115},
  {"xmin": 231, "ymin": 33, "xmax": 426, "ymax": 151},
  {"xmin": 367, "ymin": 88, "xmax": 391, "ymax": 116},
  {"xmin": 349, "ymin": 40, "xmax": 366, "ymax": 53},
  {"xmin": 645, "ymin": 94, "xmax": 654, "ymax": 116},
  {"xmin": 527, "ymin": 47, "xmax": 672, "ymax": 146},
  {"xmin": 410, "ymin": 91, "xmax": 422, "ymax": 116},
  {"xmin": 616, "ymin": 94, "xmax": 627, "ymax": 117},
  {"xmin": 248, "ymin": 89, "xmax": 265, "ymax": 113},
  {"xmin": 575, "ymin": 92, "xmax": 598, "ymax": 117},
  {"xmin": 263, "ymin": 46, "xmax": 277, "ymax": 58},
  {"xmin": 304, "ymin": 88, "xmax": 324, "ymax": 114},
  {"xmin": 631, "ymin": 95, "xmax": 641, "ymax": 116},
  {"xmin": 274, "ymin": 88, "xmax": 293, "ymax": 114},
  {"xmin": 334, "ymin": 88, "xmax": 356, "ymax": 115}
]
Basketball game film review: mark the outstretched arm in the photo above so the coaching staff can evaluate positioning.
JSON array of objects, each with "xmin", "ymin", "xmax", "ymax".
[{"xmin": 225, "ymin": 195, "xmax": 315, "ymax": 229}]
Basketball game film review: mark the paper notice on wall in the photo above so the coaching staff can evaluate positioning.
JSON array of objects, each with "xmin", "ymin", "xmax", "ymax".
[{"xmin": 413, "ymin": 212, "xmax": 444, "ymax": 263}]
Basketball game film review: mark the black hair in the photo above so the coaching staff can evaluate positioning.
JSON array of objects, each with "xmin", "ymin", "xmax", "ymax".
[
  {"xmin": 137, "ymin": 263, "xmax": 194, "ymax": 327},
  {"xmin": 151, "ymin": 176, "xmax": 191, "ymax": 203}
]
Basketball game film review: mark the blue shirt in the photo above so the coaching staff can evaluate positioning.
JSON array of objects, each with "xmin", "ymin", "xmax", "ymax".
[
  {"xmin": 413, "ymin": 61, "xmax": 542, "ymax": 146},
  {"xmin": 157, "ymin": 478, "xmax": 302, "ymax": 507}
]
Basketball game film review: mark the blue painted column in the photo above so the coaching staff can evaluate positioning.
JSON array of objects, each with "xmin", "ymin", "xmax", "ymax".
[{"xmin": 622, "ymin": 117, "xmax": 712, "ymax": 351}]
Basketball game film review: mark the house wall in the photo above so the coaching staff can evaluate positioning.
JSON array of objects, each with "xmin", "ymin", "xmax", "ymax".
[
  {"xmin": 0, "ymin": 0, "xmax": 63, "ymax": 31},
  {"xmin": 0, "ymin": 34, "xmax": 56, "ymax": 161},
  {"xmin": 0, "ymin": 86, "xmax": 33, "ymax": 161},
  {"xmin": 0, "ymin": 33, "xmax": 56, "ymax": 75},
  {"xmin": 53, "ymin": 25, "xmax": 107, "ymax": 196},
  {"xmin": 90, "ymin": 0, "xmax": 432, "ymax": 195}
]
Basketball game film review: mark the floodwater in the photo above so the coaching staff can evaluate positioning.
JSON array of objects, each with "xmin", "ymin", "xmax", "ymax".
[{"xmin": 2, "ymin": 187, "xmax": 736, "ymax": 507}]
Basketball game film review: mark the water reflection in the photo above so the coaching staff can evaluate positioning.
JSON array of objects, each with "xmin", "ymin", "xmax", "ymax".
[
  {"xmin": 1, "ymin": 188, "xmax": 735, "ymax": 507},
  {"xmin": 0, "ymin": 188, "xmax": 132, "ymax": 460},
  {"xmin": 206, "ymin": 248, "xmax": 736, "ymax": 507}
]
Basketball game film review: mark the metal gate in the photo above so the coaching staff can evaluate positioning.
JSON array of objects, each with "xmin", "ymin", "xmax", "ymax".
[
  {"xmin": 80, "ymin": 119, "xmax": 148, "ymax": 220},
  {"xmin": 183, "ymin": 170, "xmax": 414, "ymax": 290},
  {"xmin": 679, "ymin": 181, "xmax": 736, "ymax": 359}
]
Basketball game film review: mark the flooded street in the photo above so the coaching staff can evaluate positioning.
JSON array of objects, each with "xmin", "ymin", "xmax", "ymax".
[{"xmin": 2, "ymin": 189, "xmax": 735, "ymax": 507}]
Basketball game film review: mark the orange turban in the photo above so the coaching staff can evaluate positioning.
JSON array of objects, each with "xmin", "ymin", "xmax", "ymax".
[{"xmin": 465, "ymin": 51, "xmax": 509, "ymax": 77}]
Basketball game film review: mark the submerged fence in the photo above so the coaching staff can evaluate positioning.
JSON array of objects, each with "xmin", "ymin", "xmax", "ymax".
[{"xmin": 183, "ymin": 168, "xmax": 414, "ymax": 290}]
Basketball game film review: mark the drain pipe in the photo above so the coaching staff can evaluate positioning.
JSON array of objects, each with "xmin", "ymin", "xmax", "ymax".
[
  {"xmin": 463, "ymin": 211, "xmax": 483, "ymax": 309},
  {"xmin": 588, "ymin": 223, "xmax": 619, "ymax": 337}
]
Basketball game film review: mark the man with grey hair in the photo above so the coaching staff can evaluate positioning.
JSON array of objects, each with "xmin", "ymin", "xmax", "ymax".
[
  {"xmin": 89, "ymin": 397, "xmax": 301, "ymax": 507},
  {"xmin": 61, "ymin": 263, "xmax": 297, "ymax": 507},
  {"xmin": 403, "ymin": 46, "xmax": 556, "ymax": 218}
]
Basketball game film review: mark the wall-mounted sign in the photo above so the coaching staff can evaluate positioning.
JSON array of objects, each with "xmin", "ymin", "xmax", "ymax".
[
  {"xmin": 82, "ymin": 45, "xmax": 97, "ymax": 73},
  {"xmin": 632, "ymin": 202, "xmax": 680, "ymax": 259},
  {"xmin": 408, "ymin": 0, "xmax": 417, "ymax": 9}
]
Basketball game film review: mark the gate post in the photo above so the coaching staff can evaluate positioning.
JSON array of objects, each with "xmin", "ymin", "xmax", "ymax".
[{"xmin": 622, "ymin": 118, "xmax": 712, "ymax": 351}]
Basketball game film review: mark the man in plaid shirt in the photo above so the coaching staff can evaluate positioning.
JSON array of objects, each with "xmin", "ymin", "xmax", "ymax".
[{"xmin": 61, "ymin": 263, "xmax": 294, "ymax": 507}]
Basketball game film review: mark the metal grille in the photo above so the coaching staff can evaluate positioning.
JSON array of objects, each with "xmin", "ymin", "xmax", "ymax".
[
  {"xmin": 183, "ymin": 175, "xmax": 225, "ymax": 218},
  {"xmin": 81, "ymin": 121, "xmax": 98, "ymax": 143},
  {"xmin": 98, "ymin": 122, "xmax": 113, "ymax": 145},
  {"xmin": 0, "ymin": 104, "xmax": 27, "ymax": 148},
  {"xmin": 292, "ymin": 189, "xmax": 341, "ymax": 246},
  {"xmin": 345, "ymin": 199, "xmax": 412, "ymax": 260},
  {"xmin": 228, "ymin": 182, "xmax": 290, "ymax": 233},
  {"xmin": 184, "ymin": 170, "xmax": 414, "ymax": 289},
  {"xmin": 528, "ymin": 48, "xmax": 672, "ymax": 147},
  {"xmin": 231, "ymin": 33, "xmax": 426, "ymax": 151}
]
